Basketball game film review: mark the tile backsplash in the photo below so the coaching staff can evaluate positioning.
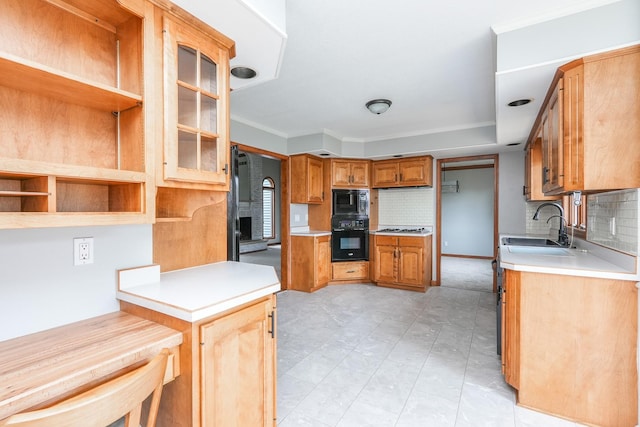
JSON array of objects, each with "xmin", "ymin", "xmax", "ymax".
[
  {"xmin": 525, "ymin": 202, "xmax": 564, "ymax": 236},
  {"xmin": 378, "ymin": 187, "xmax": 434, "ymax": 226},
  {"xmin": 587, "ymin": 189, "xmax": 639, "ymax": 255}
]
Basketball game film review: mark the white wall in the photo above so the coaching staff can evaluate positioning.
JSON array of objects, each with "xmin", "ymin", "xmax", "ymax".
[
  {"xmin": 231, "ymin": 120, "xmax": 288, "ymax": 154},
  {"xmin": 0, "ymin": 225, "xmax": 152, "ymax": 342},
  {"xmin": 441, "ymin": 168, "xmax": 494, "ymax": 256}
]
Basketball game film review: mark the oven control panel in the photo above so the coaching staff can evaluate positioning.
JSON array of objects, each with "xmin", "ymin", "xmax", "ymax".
[{"xmin": 331, "ymin": 216, "xmax": 369, "ymax": 231}]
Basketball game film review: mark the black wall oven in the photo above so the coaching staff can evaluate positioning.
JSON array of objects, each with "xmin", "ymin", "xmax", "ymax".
[{"xmin": 331, "ymin": 216, "xmax": 369, "ymax": 262}]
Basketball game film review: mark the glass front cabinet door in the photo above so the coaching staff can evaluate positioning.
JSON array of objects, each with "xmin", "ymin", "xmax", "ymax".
[{"xmin": 163, "ymin": 16, "xmax": 230, "ymax": 187}]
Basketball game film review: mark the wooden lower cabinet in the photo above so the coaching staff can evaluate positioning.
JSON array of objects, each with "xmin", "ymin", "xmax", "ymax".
[
  {"xmin": 290, "ymin": 234, "xmax": 331, "ymax": 292},
  {"xmin": 120, "ymin": 295, "xmax": 277, "ymax": 427},
  {"xmin": 501, "ymin": 270, "xmax": 637, "ymax": 427},
  {"xmin": 372, "ymin": 235, "xmax": 431, "ymax": 292}
]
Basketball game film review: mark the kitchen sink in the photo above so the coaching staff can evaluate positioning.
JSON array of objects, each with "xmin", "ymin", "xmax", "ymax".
[
  {"xmin": 501, "ymin": 237, "xmax": 561, "ymax": 247},
  {"xmin": 506, "ymin": 246, "xmax": 573, "ymax": 256}
]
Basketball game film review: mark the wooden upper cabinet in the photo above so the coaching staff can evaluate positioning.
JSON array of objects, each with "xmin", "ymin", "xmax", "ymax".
[
  {"xmin": 371, "ymin": 162, "xmax": 399, "ymax": 188},
  {"xmin": 524, "ymin": 137, "xmax": 559, "ymax": 201},
  {"xmin": 531, "ymin": 44, "xmax": 640, "ymax": 195},
  {"xmin": 371, "ymin": 156, "xmax": 433, "ymax": 188},
  {"xmin": 0, "ymin": 0, "xmax": 152, "ymax": 229},
  {"xmin": 160, "ymin": 14, "xmax": 231, "ymax": 189},
  {"xmin": 541, "ymin": 82, "xmax": 564, "ymax": 194},
  {"xmin": 331, "ymin": 159, "xmax": 370, "ymax": 188},
  {"xmin": 290, "ymin": 154, "xmax": 324, "ymax": 204}
]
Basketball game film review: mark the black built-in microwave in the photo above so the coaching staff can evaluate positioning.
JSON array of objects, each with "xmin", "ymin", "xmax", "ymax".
[{"xmin": 332, "ymin": 189, "xmax": 368, "ymax": 216}]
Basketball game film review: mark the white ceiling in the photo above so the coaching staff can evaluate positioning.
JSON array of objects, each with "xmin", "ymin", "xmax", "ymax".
[{"xmin": 172, "ymin": 0, "xmax": 640, "ymax": 159}]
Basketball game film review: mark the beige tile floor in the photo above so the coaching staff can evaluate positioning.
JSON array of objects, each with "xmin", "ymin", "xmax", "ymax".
[{"xmin": 276, "ymin": 257, "xmax": 586, "ymax": 427}]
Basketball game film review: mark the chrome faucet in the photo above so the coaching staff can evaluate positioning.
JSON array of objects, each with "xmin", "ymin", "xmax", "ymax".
[{"xmin": 532, "ymin": 202, "xmax": 569, "ymax": 246}]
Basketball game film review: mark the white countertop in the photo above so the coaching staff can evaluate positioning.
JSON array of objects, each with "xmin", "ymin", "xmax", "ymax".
[
  {"xmin": 290, "ymin": 226, "xmax": 331, "ymax": 236},
  {"xmin": 117, "ymin": 261, "xmax": 281, "ymax": 322},
  {"xmin": 499, "ymin": 234, "xmax": 640, "ymax": 281},
  {"xmin": 291, "ymin": 230, "xmax": 331, "ymax": 236}
]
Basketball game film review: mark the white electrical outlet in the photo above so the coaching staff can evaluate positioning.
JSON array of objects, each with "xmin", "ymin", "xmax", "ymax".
[{"xmin": 74, "ymin": 237, "xmax": 94, "ymax": 265}]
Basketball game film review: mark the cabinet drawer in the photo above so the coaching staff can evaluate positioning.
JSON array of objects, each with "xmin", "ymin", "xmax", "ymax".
[
  {"xmin": 375, "ymin": 235, "xmax": 398, "ymax": 246},
  {"xmin": 398, "ymin": 236, "xmax": 426, "ymax": 247},
  {"xmin": 332, "ymin": 261, "xmax": 369, "ymax": 280}
]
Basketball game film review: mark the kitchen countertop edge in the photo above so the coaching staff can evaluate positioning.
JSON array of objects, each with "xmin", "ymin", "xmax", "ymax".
[
  {"xmin": 499, "ymin": 234, "xmax": 640, "ymax": 281},
  {"xmin": 117, "ymin": 261, "xmax": 281, "ymax": 323}
]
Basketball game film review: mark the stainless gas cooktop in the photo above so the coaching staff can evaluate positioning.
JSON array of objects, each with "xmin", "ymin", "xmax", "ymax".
[{"xmin": 377, "ymin": 228, "xmax": 427, "ymax": 233}]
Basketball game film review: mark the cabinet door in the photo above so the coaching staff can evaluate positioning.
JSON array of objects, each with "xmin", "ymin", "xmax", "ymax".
[
  {"xmin": 163, "ymin": 16, "xmax": 230, "ymax": 186},
  {"xmin": 398, "ymin": 159, "xmax": 431, "ymax": 186},
  {"xmin": 331, "ymin": 161, "xmax": 352, "ymax": 187},
  {"xmin": 542, "ymin": 81, "xmax": 563, "ymax": 194},
  {"xmin": 350, "ymin": 161, "xmax": 369, "ymax": 187},
  {"xmin": 502, "ymin": 270, "xmax": 520, "ymax": 389},
  {"xmin": 397, "ymin": 240, "xmax": 424, "ymax": 287},
  {"xmin": 374, "ymin": 238, "xmax": 397, "ymax": 283},
  {"xmin": 372, "ymin": 162, "xmax": 399, "ymax": 187},
  {"xmin": 562, "ymin": 66, "xmax": 583, "ymax": 191},
  {"xmin": 526, "ymin": 137, "xmax": 558, "ymax": 201},
  {"xmin": 291, "ymin": 155, "xmax": 324, "ymax": 204},
  {"xmin": 307, "ymin": 156, "xmax": 324, "ymax": 203},
  {"xmin": 524, "ymin": 142, "xmax": 532, "ymax": 200},
  {"xmin": 200, "ymin": 298, "xmax": 275, "ymax": 426},
  {"xmin": 317, "ymin": 235, "xmax": 331, "ymax": 286}
]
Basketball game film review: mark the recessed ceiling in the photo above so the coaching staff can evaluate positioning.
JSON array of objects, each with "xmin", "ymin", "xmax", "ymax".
[{"xmin": 171, "ymin": 0, "xmax": 640, "ymax": 158}]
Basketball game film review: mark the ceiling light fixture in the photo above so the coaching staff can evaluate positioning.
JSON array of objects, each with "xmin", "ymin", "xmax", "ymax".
[
  {"xmin": 231, "ymin": 66, "xmax": 257, "ymax": 79},
  {"xmin": 507, "ymin": 98, "xmax": 532, "ymax": 107},
  {"xmin": 366, "ymin": 99, "xmax": 392, "ymax": 114}
]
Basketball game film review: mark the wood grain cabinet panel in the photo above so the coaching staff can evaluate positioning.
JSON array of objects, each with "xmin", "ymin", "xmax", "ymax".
[
  {"xmin": 372, "ymin": 235, "xmax": 431, "ymax": 292},
  {"xmin": 290, "ymin": 234, "xmax": 331, "ymax": 292},
  {"xmin": 531, "ymin": 44, "xmax": 640, "ymax": 195},
  {"xmin": 290, "ymin": 154, "xmax": 324, "ymax": 204},
  {"xmin": 371, "ymin": 156, "xmax": 433, "ymax": 188},
  {"xmin": 159, "ymin": 14, "xmax": 231, "ymax": 190},
  {"xmin": 524, "ymin": 136, "xmax": 559, "ymax": 201},
  {"xmin": 331, "ymin": 159, "xmax": 370, "ymax": 188},
  {"xmin": 331, "ymin": 261, "xmax": 369, "ymax": 282},
  {"xmin": 200, "ymin": 299, "xmax": 275, "ymax": 426},
  {"xmin": 0, "ymin": 0, "xmax": 152, "ymax": 228},
  {"xmin": 501, "ymin": 270, "xmax": 637, "ymax": 426},
  {"xmin": 121, "ymin": 295, "xmax": 277, "ymax": 427}
]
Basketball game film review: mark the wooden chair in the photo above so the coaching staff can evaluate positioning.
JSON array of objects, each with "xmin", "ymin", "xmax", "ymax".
[{"xmin": 0, "ymin": 349, "xmax": 169, "ymax": 427}]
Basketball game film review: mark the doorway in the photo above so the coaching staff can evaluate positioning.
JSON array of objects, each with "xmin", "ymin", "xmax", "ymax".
[
  {"xmin": 435, "ymin": 154, "xmax": 498, "ymax": 292},
  {"xmin": 231, "ymin": 143, "xmax": 289, "ymax": 289}
]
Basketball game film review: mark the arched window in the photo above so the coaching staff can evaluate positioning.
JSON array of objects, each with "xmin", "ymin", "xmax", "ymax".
[{"xmin": 262, "ymin": 178, "xmax": 275, "ymax": 239}]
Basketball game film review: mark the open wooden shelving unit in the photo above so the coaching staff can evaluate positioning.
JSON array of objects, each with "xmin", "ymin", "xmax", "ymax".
[{"xmin": 0, "ymin": 0, "xmax": 152, "ymax": 228}]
